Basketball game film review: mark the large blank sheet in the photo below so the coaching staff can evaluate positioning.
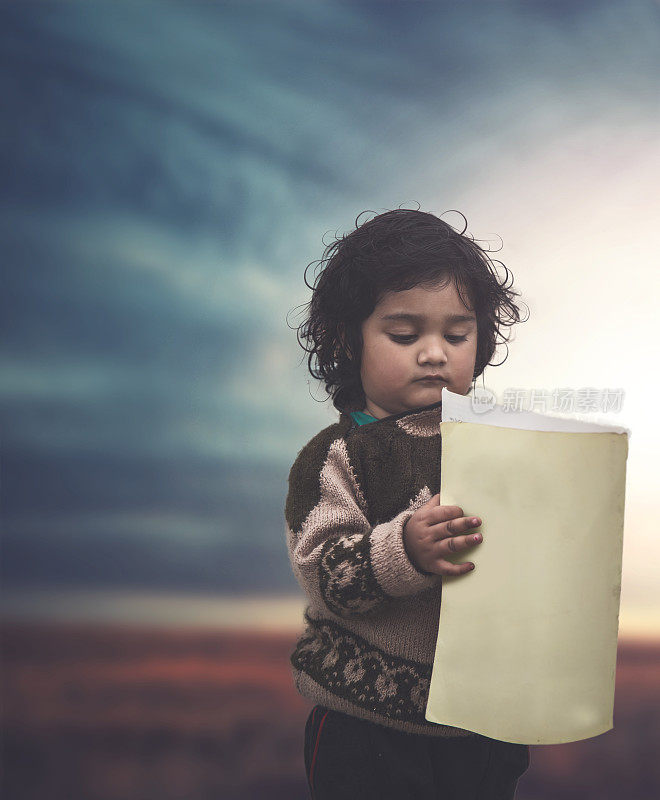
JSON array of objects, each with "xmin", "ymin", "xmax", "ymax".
[{"xmin": 425, "ymin": 421, "xmax": 629, "ymax": 744}]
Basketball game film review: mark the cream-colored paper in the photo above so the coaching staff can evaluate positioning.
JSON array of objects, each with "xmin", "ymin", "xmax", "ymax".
[{"xmin": 425, "ymin": 421, "xmax": 629, "ymax": 745}]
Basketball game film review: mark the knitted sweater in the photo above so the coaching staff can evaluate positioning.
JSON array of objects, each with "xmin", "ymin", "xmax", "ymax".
[{"xmin": 284, "ymin": 398, "xmax": 474, "ymax": 737}]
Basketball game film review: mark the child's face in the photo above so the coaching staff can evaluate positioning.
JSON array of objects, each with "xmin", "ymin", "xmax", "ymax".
[{"xmin": 359, "ymin": 280, "xmax": 478, "ymax": 419}]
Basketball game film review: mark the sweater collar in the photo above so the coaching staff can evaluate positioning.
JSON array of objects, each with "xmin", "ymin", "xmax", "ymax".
[{"xmin": 342, "ymin": 399, "xmax": 443, "ymax": 429}]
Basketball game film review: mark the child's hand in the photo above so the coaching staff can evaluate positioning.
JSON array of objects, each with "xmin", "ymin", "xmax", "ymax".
[{"xmin": 402, "ymin": 493, "xmax": 483, "ymax": 576}]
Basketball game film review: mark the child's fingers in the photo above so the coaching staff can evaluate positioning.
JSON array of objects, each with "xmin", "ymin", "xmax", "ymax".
[
  {"xmin": 427, "ymin": 505, "xmax": 482, "ymax": 530},
  {"xmin": 429, "ymin": 503, "xmax": 465, "ymax": 520},
  {"xmin": 440, "ymin": 515, "xmax": 481, "ymax": 539},
  {"xmin": 442, "ymin": 530, "xmax": 482, "ymax": 554},
  {"xmin": 433, "ymin": 558, "xmax": 476, "ymax": 576}
]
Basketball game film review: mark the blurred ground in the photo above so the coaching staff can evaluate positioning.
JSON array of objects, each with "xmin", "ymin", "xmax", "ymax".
[{"xmin": 2, "ymin": 622, "xmax": 659, "ymax": 799}]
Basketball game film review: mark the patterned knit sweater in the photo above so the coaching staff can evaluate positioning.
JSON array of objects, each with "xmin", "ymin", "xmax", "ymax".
[{"xmin": 284, "ymin": 398, "xmax": 474, "ymax": 737}]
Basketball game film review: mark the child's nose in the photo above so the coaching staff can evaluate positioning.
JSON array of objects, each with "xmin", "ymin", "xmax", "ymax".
[{"xmin": 419, "ymin": 339, "xmax": 448, "ymax": 361}]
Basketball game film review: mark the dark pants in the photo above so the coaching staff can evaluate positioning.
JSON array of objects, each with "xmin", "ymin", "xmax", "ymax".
[{"xmin": 304, "ymin": 705, "xmax": 530, "ymax": 800}]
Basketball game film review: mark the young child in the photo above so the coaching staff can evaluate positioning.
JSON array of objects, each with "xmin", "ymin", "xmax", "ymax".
[{"xmin": 285, "ymin": 208, "xmax": 530, "ymax": 799}]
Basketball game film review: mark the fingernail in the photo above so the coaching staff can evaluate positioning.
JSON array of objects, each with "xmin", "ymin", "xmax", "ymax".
[
  {"xmin": 473, "ymin": 534, "xmax": 482, "ymax": 543},
  {"xmin": 472, "ymin": 518, "xmax": 479, "ymax": 525}
]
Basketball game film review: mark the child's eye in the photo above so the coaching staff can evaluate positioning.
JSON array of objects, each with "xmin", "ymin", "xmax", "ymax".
[{"xmin": 389, "ymin": 335, "xmax": 468, "ymax": 344}]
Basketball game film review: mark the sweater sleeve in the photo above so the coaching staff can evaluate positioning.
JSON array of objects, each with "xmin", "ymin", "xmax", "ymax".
[{"xmin": 285, "ymin": 434, "xmax": 442, "ymax": 619}]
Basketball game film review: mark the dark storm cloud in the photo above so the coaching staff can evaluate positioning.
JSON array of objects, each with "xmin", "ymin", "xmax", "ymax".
[
  {"xmin": 3, "ymin": 446, "xmax": 294, "ymax": 592},
  {"xmin": 1, "ymin": 1, "xmax": 346, "ymax": 227}
]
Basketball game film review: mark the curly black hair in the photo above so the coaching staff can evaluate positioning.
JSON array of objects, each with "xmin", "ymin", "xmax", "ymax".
[{"xmin": 289, "ymin": 207, "xmax": 529, "ymax": 413}]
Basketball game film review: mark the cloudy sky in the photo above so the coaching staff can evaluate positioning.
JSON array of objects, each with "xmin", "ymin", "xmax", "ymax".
[{"xmin": 2, "ymin": 0, "xmax": 659, "ymax": 632}]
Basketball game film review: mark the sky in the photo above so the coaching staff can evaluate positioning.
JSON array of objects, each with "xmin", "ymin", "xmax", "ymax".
[{"xmin": 2, "ymin": 0, "xmax": 659, "ymax": 633}]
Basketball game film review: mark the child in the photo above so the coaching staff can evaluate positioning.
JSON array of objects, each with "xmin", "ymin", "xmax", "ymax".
[{"xmin": 285, "ymin": 208, "xmax": 530, "ymax": 799}]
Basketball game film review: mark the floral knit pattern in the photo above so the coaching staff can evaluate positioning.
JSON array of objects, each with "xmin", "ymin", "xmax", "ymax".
[
  {"xmin": 291, "ymin": 614, "xmax": 432, "ymax": 725},
  {"xmin": 319, "ymin": 531, "xmax": 392, "ymax": 617}
]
